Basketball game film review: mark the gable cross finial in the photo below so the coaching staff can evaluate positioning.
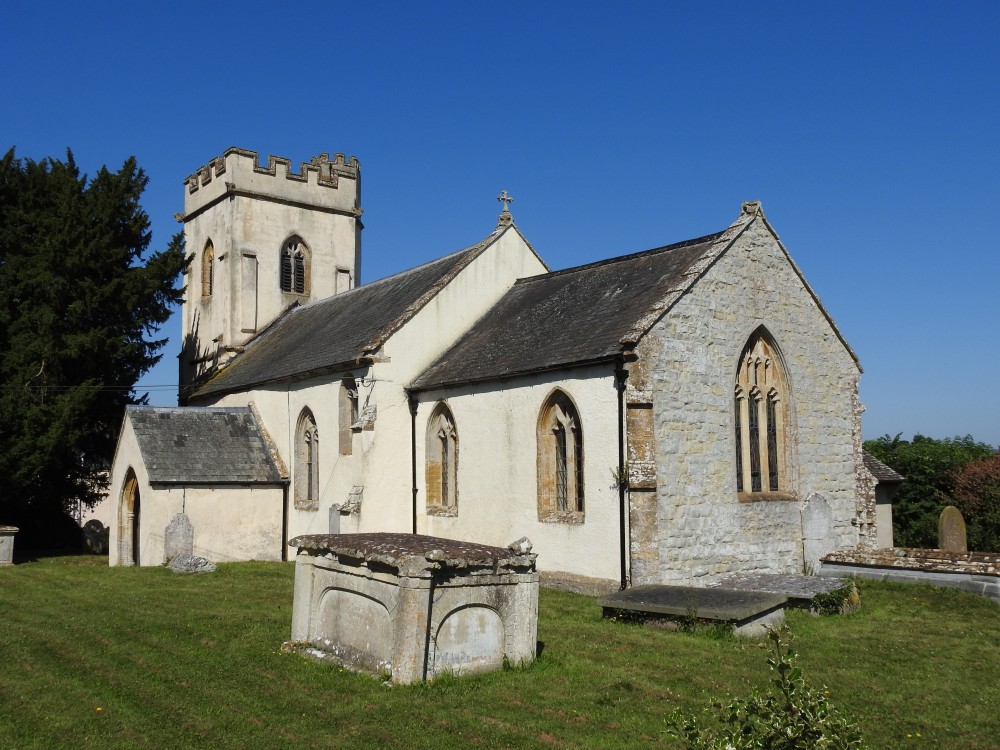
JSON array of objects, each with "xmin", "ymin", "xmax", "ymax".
[{"xmin": 497, "ymin": 190, "xmax": 514, "ymax": 226}]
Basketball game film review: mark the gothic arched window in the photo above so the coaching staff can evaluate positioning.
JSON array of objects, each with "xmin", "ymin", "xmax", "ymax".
[
  {"xmin": 537, "ymin": 390, "xmax": 584, "ymax": 522},
  {"xmin": 281, "ymin": 236, "xmax": 309, "ymax": 295},
  {"xmin": 425, "ymin": 403, "xmax": 458, "ymax": 514},
  {"xmin": 201, "ymin": 240, "xmax": 214, "ymax": 298},
  {"xmin": 734, "ymin": 331, "xmax": 787, "ymax": 497},
  {"xmin": 294, "ymin": 409, "xmax": 319, "ymax": 510}
]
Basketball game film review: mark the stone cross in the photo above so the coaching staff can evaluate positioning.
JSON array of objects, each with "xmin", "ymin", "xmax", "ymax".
[
  {"xmin": 497, "ymin": 190, "xmax": 513, "ymax": 211},
  {"xmin": 938, "ymin": 505, "xmax": 967, "ymax": 553}
]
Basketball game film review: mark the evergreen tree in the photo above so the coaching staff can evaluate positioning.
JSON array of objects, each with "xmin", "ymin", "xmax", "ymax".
[{"xmin": 0, "ymin": 148, "xmax": 185, "ymax": 546}]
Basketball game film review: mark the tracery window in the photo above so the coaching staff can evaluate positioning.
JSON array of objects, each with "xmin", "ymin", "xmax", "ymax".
[
  {"xmin": 425, "ymin": 403, "xmax": 458, "ymax": 514},
  {"xmin": 294, "ymin": 409, "xmax": 319, "ymax": 510},
  {"xmin": 280, "ymin": 236, "xmax": 309, "ymax": 295},
  {"xmin": 537, "ymin": 390, "xmax": 584, "ymax": 522},
  {"xmin": 734, "ymin": 331, "xmax": 787, "ymax": 497},
  {"xmin": 201, "ymin": 240, "xmax": 214, "ymax": 297}
]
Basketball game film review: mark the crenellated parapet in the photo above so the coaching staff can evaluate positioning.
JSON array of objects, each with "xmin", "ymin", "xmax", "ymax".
[{"xmin": 182, "ymin": 147, "xmax": 361, "ymax": 220}]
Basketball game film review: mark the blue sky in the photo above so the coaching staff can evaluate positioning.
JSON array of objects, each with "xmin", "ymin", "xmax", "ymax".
[{"xmin": 3, "ymin": 1, "xmax": 998, "ymax": 446}]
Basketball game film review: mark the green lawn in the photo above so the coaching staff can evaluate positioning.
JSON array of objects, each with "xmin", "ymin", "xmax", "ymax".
[{"xmin": 1, "ymin": 556, "xmax": 997, "ymax": 749}]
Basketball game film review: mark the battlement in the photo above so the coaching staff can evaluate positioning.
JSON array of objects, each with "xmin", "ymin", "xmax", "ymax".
[{"xmin": 183, "ymin": 148, "xmax": 361, "ymax": 217}]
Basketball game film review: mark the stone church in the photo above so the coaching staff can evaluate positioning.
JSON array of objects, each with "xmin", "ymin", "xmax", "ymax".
[{"xmin": 108, "ymin": 147, "xmax": 881, "ymax": 587}]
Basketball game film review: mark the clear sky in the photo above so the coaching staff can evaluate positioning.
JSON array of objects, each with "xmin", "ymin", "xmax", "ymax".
[{"xmin": 3, "ymin": 1, "xmax": 998, "ymax": 446}]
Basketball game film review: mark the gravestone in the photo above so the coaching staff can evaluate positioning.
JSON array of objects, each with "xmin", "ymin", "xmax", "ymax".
[
  {"xmin": 169, "ymin": 554, "xmax": 217, "ymax": 573},
  {"xmin": 801, "ymin": 493, "xmax": 834, "ymax": 573},
  {"xmin": 0, "ymin": 526, "xmax": 18, "ymax": 566},
  {"xmin": 938, "ymin": 506, "xmax": 967, "ymax": 553},
  {"xmin": 164, "ymin": 513, "xmax": 194, "ymax": 561},
  {"xmin": 82, "ymin": 520, "xmax": 108, "ymax": 554}
]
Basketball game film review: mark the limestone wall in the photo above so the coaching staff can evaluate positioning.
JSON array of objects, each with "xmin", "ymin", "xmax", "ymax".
[{"xmin": 641, "ymin": 216, "xmax": 861, "ymax": 584}]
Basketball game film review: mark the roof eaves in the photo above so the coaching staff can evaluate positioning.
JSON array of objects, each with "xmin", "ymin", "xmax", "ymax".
[{"xmin": 411, "ymin": 354, "xmax": 618, "ymax": 393}]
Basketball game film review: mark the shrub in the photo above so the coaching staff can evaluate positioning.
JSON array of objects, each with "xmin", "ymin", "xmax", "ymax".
[{"xmin": 666, "ymin": 626, "xmax": 865, "ymax": 749}]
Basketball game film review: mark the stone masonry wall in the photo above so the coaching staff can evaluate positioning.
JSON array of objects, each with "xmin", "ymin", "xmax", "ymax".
[{"xmin": 639, "ymin": 216, "xmax": 861, "ymax": 584}]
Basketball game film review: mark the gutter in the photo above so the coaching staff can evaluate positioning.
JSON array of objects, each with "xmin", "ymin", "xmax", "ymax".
[
  {"xmin": 614, "ymin": 357, "xmax": 629, "ymax": 590},
  {"xmin": 407, "ymin": 391, "xmax": 418, "ymax": 534}
]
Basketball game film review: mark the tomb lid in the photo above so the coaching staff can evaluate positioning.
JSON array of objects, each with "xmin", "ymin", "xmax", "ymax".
[{"xmin": 288, "ymin": 532, "xmax": 536, "ymax": 572}]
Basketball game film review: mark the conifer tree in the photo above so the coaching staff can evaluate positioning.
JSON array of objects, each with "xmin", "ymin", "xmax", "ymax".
[{"xmin": 0, "ymin": 148, "xmax": 185, "ymax": 545}]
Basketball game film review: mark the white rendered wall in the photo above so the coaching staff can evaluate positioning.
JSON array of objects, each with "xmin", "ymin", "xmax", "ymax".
[
  {"xmin": 207, "ymin": 226, "xmax": 549, "ymax": 550},
  {"xmin": 415, "ymin": 366, "xmax": 622, "ymax": 581}
]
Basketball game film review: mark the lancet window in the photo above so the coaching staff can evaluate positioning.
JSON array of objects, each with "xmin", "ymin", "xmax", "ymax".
[
  {"xmin": 294, "ymin": 409, "xmax": 319, "ymax": 510},
  {"xmin": 425, "ymin": 403, "xmax": 458, "ymax": 514},
  {"xmin": 537, "ymin": 390, "xmax": 584, "ymax": 521},
  {"xmin": 734, "ymin": 332, "xmax": 787, "ymax": 496},
  {"xmin": 201, "ymin": 240, "xmax": 214, "ymax": 297}
]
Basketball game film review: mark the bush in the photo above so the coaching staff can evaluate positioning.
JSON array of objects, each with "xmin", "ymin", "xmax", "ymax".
[
  {"xmin": 666, "ymin": 626, "xmax": 865, "ymax": 749},
  {"xmin": 951, "ymin": 451, "xmax": 1000, "ymax": 552}
]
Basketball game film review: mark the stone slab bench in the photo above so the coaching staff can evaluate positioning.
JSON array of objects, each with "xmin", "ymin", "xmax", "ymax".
[
  {"xmin": 287, "ymin": 532, "xmax": 538, "ymax": 684},
  {"xmin": 598, "ymin": 584, "xmax": 787, "ymax": 636}
]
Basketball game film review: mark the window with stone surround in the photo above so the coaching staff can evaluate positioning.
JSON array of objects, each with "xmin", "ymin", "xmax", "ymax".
[
  {"xmin": 280, "ymin": 236, "xmax": 309, "ymax": 295},
  {"xmin": 425, "ymin": 402, "xmax": 458, "ymax": 515},
  {"xmin": 294, "ymin": 408, "xmax": 319, "ymax": 511},
  {"xmin": 537, "ymin": 390, "xmax": 584, "ymax": 522},
  {"xmin": 338, "ymin": 378, "xmax": 358, "ymax": 456},
  {"xmin": 201, "ymin": 240, "xmax": 214, "ymax": 298},
  {"xmin": 734, "ymin": 330, "xmax": 789, "ymax": 500}
]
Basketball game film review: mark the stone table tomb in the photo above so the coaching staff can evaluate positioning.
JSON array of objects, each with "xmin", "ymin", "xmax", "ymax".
[{"xmin": 287, "ymin": 533, "xmax": 538, "ymax": 684}]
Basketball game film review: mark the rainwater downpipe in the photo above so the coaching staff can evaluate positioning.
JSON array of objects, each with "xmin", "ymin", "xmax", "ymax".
[
  {"xmin": 614, "ymin": 358, "xmax": 629, "ymax": 590},
  {"xmin": 407, "ymin": 391, "xmax": 418, "ymax": 534}
]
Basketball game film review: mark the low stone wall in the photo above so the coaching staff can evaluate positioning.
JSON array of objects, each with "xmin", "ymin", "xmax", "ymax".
[
  {"xmin": 288, "ymin": 533, "xmax": 538, "ymax": 684},
  {"xmin": 819, "ymin": 548, "xmax": 1000, "ymax": 605}
]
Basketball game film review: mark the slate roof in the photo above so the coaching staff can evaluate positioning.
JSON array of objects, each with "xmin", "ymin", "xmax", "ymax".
[
  {"xmin": 863, "ymin": 451, "xmax": 905, "ymax": 483},
  {"xmin": 411, "ymin": 231, "xmax": 730, "ymax": 390},
  {"xmin": 189, "ymin": 226, "xmax": 517, "ymax": 400},
  {"xmin": 127, "ymin": 406, "xmax": 283, "ymax": 484}
]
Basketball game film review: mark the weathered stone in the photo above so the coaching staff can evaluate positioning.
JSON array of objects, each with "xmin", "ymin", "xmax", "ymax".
[
  {"xmin": 801, "ymin": 493, "xmax": 834, "ymax": 573},
  {"xmin": 507, "ymin": 536, "xmax": 532, "ymax": 555},
  {"xmin": 0, "ymin": 526, "xmax": 18, "ymax": 566},
  {"xmin": 939, "ymin": 506, "xmax": 967, "ymax": 553},
  {"xmin": 598, "ymin": 584, "xmax": 787, "ymax": 636},
  {"xmin": 287, "ymin": 533, "xmax": 538, "ymax": 684},
  {"xmin": 168, "ymin": 554, "xmax": 217, "ymax": 574},
  {"xmin": 164, "ymin": 513, "xmax": 194, "ymax": 561}
]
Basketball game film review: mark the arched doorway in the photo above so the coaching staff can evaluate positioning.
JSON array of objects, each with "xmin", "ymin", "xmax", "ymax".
[{"xmin": 120, "ymin": 469, "xmax": 140, "ymax": 566}]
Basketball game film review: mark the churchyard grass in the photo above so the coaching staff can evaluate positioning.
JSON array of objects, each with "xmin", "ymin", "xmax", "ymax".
[{"xmin": 1, "ymin": 557, "xmax": 997, "ymax": 749}]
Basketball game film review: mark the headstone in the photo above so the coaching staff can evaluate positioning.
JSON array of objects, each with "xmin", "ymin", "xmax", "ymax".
[
  {"xmin": 168, "ymin": 554, "xmax": 217, "ymax": 574},
  {"xmin": 164, "ymin": 513, "xmax": 194, "ymax": 561},
  {"xmin": 801, "ymin": 493, "xmax": 834, "ymax": 573},
  {"xmin": 938, "ymin": 506, "xmax": 967, "ymax": 553},
  {"xmin": 82, "ymin": 520, "xmax": 108, "ymax": 554},
  {"xmin": 0, "ymin": 526, "xmax": 18, "ymax": 566}
]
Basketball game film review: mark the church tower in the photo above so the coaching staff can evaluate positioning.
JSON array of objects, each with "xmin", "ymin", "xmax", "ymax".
[{"xmin": 178, "ymin": 148, "xmax": 362, "ymax": 393}]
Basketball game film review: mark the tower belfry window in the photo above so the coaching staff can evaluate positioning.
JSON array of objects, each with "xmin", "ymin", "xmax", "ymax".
[{"xmin": 281, "ymin": 237, "xmax": 308, "ymax": 294}]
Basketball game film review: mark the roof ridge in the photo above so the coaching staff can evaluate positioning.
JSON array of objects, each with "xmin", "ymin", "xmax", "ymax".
[
  {"xmin": 287, "ymin": 226, "xmax": 506, "ymax": 317},
  {"xmin": 513, "ymin": 229, "xmax": 727, "ymax": 285}
]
